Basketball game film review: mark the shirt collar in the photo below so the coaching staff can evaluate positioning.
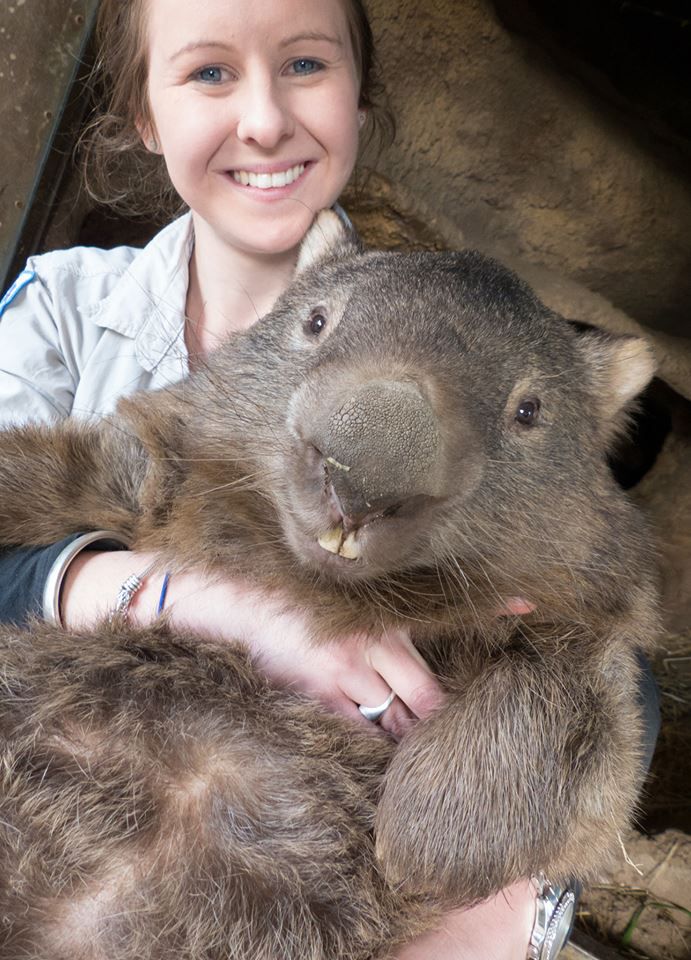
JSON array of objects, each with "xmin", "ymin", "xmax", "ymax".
[
  {"xmin": 80, "ymin": 204, "xmax": 350, "ymax": 374},
  {"xmin": 84, "ymin": 212, "xmax": 194, "ymax": 372}
]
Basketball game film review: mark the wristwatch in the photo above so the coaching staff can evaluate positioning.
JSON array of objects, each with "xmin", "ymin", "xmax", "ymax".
[{"xmin": 526, "ymin": 873, "xmax": 578, "ymax": 959}]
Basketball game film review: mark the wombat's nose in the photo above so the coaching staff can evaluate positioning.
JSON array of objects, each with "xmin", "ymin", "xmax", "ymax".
[{"xmin": 312, "ymin": 379, "xmax": 442, "ymax": 520}]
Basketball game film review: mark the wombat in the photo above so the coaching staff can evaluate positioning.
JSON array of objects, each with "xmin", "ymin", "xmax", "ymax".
[{"xmin": 0, "ymin": 211, "xmax": 659, "ymax": 959}]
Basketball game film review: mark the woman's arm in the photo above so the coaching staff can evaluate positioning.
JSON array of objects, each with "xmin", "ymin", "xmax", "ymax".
[
  {"xmin": 0, "ymin": 265, "xmax": 77, "ymax": 427},
  {"xmin": 61, "ymin": 548, "xmax": 445, "ymax": 739}
]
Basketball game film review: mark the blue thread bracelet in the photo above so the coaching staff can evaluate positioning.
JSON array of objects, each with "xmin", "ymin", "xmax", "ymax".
[{"xmin": 157, "ymin": 572, "xmax": 171, "ymax": 616}]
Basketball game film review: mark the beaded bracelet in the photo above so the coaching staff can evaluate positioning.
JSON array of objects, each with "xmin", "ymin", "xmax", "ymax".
[{"xmin": 110, "ymin": 561, "xmax": 157, "ymax": 623}]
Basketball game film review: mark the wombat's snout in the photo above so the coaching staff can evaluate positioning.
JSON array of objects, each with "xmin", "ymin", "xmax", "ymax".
[{"xmin": 299, "ymin": 379, "xmax": 444, "ymax": 561}]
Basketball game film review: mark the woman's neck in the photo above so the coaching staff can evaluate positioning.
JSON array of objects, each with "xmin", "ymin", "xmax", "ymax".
[{"xmin": 185, "ymin": 215, "xmax": 298, "ymax": 364}]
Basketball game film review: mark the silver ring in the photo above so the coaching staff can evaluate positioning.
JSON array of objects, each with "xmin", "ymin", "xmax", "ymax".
[{"xmin": 358, "ymin": 690, "xmax": 395, "ymax": 722}]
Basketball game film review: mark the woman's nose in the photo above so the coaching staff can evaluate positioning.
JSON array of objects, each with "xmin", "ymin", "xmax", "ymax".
[{"xmin": 235, "ymin": 78, "xmax": 294, "ymax": 149}]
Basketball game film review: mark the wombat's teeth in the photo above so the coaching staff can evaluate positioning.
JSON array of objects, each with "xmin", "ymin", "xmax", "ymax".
[
  {"xmin": 339, "ymin": 531, "xmax": 360, "ymax": 559},
  {"xmin": 318, "ymin": 527, "xmax": 344, "ymax": 555},
  {"xmin": 317, "ymin": 527, "xmax": 360, "ymax": 560}
]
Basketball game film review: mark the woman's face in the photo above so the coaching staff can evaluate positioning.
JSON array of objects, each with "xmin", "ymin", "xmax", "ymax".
[{"xmin": 142, "ymin": 0, "xmax": 361, "ymax": 259}]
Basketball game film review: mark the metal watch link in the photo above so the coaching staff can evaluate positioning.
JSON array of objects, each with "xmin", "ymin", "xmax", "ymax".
[{"xmin": 526, "ymin": 873, "xmax": 578, "ymax": 960}]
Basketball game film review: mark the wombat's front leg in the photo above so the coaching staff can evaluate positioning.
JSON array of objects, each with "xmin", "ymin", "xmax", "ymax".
[
  {"xmin": 0, "ymin": 420, "xmax": 148, "ymax": 546},
  {"xmin": 375, "ymin": 630, "xmax": 645, "ymax": 904}
]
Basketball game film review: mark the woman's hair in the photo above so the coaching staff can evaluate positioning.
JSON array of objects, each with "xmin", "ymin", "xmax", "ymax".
[{"xmin": 81, "ymin": 0, "xmax": 393, "ymax": 219}]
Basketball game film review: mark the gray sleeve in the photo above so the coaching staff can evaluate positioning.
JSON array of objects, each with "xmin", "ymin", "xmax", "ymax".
[
  {"xmin": 0, "ymin": 269, "xmax": 78, "ymax": 623},
  {"xmin": 0, "ymin": 539, "xmax": 82, "ymax": 626}
]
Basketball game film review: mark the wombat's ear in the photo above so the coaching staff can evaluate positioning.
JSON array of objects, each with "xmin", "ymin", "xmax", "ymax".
[
  {"xmin": 576, "ymin": 328, "xmax": 657, "ymax": 419},
  {"xmin": 295, "ymin": 209, "xmax": 361, "ymax": 274}
]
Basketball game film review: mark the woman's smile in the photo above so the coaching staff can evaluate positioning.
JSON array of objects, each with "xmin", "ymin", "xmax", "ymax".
[{"xmin": 229, "ymin": 161, "xmax": 308, "ymax": 190}]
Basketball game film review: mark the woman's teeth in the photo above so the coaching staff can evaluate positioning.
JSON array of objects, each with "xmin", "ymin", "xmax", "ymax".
[{"xmin": 232, "ymin": 163, "xmax": 305, "ymax": 189}]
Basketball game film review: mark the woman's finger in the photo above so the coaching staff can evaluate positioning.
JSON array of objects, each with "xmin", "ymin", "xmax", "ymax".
[
  {"xmin": 492, "ymin": 596, "xmax": 536, "ymax": 617},
  {"xmin": 334, "ymin": 659, "xmax": 413, "ymax": 738},
  {"xmin": 367, "ymin": 629, "xmax": 445, "ymax": 720},
  {"xmin": 377, "ymin": 697, "xmax": 416, "ymax": 741},
  {"xmin": 338, "ymin": 692, "xmax": 415, "ymax": 742},
  {"xmin": 338, "ymin": 668, "xmax": 396, "ymax": 719}
]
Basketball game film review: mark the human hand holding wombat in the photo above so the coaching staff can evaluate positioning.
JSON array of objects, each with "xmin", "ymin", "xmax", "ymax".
[
  {"xmin": 168, "ymin": 576, "xmax": 447, "ymax": 740},
  {"xmin": 60, "ymin": 546, "xmax": 445, "ymax": 739},
  {"xmin": 0, "ymin": 211, "xmax": 659, "ymax": 958}
]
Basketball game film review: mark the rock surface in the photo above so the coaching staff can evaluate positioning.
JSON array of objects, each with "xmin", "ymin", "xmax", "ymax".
[{"xmin": 364, "ymin": 0, "xmax": 691, "ymax": 336}]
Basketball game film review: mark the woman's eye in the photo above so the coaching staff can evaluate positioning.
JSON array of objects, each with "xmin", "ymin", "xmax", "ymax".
[
  {"xmin": 193, "ymin": 66, "xmax": 225, "ymax": 84},
  {"xmin": 290, "ymin": 58, "xmax": 323, "ymax": 76},
  {"xmin": 515, "ymin": 397, "xmax": 541, "ymax": 426}
]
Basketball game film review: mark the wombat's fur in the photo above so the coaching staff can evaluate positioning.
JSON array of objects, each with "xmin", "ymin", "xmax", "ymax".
[{"xmin": 0, "ymin": 212, "xmax": 659, "ymax": 959}]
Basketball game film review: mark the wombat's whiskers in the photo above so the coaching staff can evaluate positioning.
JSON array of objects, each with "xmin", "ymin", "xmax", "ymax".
[
  {"xmin": 188, "ymin": 472, "xmax": 266, "ymax": 499},
  {"xmin": 437, "ymin": 560, "xmax": 495, "ymax": 639},
  {"xmin": 375, "ymin": 575, "xmax": 446, "ymax": 624},
  {"xmin": 355, "ymin": 578, "xmax": 422, "ymax": 624},
  {"xmin": 432, "ymin": 557, "xmax": 460, "ymax": 617},
  {"xmin": 202, "ymin": 366, "xmax": 290, "ymax": 441},
  {"xmin": 154, "ymin": 454, "xmax": 273, "ymax": 464},
  {"xmin": 435, "ymin": 554, "xmax": 476, "ymax": 614},
  {"xmin": 443, "ymin": 505, "xmax": 528, "ymax": 602},
  {"xmin": 453, "ymin": 478, "xmax": 622, "ymax": 622},
  {"xmin": 442, "ymin": 555, "xmax": 482, "ymax": 627}
]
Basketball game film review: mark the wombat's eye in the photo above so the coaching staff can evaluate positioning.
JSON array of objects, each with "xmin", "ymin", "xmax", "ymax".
[
  {"xmin": 515, "ymin": 397, "xmax": 540, "ymax": 426},
  {"xmin": 305, "ymin": 309, "xmax": 328, "ymax": 336}
]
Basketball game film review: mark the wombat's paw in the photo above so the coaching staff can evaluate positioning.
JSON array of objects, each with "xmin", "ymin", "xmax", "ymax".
[
  {"xmin": 374, "ymin": 672, "xmax": 642, "ymax": 902},
  {"xmin": 373, "ymin": 711, "xmax": 527, "ymax": 904}
]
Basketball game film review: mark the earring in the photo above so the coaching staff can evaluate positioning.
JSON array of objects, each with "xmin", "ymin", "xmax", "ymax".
[
  {"xmin": 358, "ymin": 111, "xmax": 366, "ymax": 128},
  {"xmin": 149, "ymin": 137, "xmax": 158, "ymax": 152}
]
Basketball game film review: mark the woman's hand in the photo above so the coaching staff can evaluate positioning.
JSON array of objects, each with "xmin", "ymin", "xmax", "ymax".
[
  {"xmin": 60, "ymin": 551, "xmax": 445, "ymax": 738},
  {"xmin": 246, "ymin": 618, "xmax": 444, "ymax": 741},
  {"xmin": 390, "ymin": 878, "xmax": 537, "ymax": 960},
  {"xmin": 61, "ymin": 551, "xmax": 533, "ymax": 739},
  {"xmin": 165, "ymin": 566, "xmax": 445, "ymax": 740}
]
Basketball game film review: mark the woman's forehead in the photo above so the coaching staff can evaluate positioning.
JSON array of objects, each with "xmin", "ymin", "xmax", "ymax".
[{"xmin": 143, "ymin": 0, "xmax": 352, "ymax": 58}]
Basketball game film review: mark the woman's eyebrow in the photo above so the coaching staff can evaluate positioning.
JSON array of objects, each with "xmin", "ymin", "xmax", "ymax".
[
  {"xmin": 170, "ymin": 41, "xmax": 236, "ymax": 61},
  {"xmin": 169, "ymin": 34, "xmax": 342, "ymax": 62},
  {"xmin": 279, "ymin": 32, "xmax": 343, "ymax": 48}
]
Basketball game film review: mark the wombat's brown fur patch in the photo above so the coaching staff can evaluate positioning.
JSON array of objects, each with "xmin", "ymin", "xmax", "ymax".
[{"xmin": 0, "ymin": 212, "xmax": 659, "ymax": 958}]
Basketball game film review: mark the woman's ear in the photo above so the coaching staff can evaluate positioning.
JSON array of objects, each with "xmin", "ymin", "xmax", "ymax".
[{"xmin": 136, "ymin": 116, "xmax": 160, "ymax": 154}]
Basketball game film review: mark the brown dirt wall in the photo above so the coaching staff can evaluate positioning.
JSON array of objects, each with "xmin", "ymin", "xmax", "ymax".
[{"xmin": 364, "ymin": 0, "xmax": 691, "ymax": 337}]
